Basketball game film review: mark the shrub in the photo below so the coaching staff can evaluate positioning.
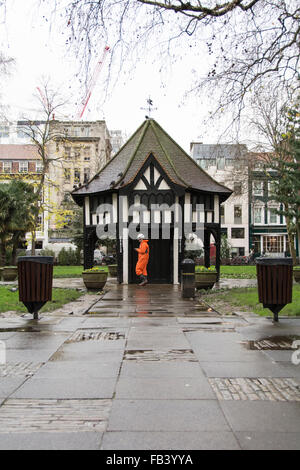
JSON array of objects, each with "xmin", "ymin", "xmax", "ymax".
[
  {"xmin": 40, "ymin": 248, "xmax": 56, "ymax": 259},
  {"xmin": 58, "ymin": 247, "xmax": 81, "ymax": 266}
]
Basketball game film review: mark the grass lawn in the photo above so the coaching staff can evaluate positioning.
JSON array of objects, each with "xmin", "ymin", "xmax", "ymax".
[
  {"xmin": 202, "ymin": 285, "xmax": 300, "ymax": 316},
  {"xmin": 0, "ymin": 286, "xmax": 84, "ymax": 314},
  {"xmin": 53, "ymin": 265, "xmax": 108, "ymax": 278},
  {"xmin": 219, "ymin": 265, "xmax": 257, "ymax": 279}
]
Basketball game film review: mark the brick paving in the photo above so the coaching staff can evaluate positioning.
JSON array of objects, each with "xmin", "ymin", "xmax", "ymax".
[
  {"xmin": 0, "ymin": 362, "xmax": 43, "ymax": 377},
  {"xmin": 209, "ymin": 378, "xmax": 300, "ymax": 402},
  {"xmin": 124, "ymin": 349, "xmax": 198, "ymax": 362},
  {"xmin": 0, "ymin": 399, "xmax": 112, "ymax": 433}
]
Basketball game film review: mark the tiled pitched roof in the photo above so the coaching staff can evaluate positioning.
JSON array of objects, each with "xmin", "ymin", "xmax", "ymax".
[
  {"xmin": 0, "ymin": 145, "xmax": 41, "ymax": 160},
  {"xmin": 72, "ymin": 119, "xmax": 232, "ymax": 198}
]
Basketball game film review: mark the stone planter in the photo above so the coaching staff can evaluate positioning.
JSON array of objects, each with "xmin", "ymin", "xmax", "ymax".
[
  {"xmin": 2, "ymin": 266, "xmax": 18, "ymax": 282},
  {"xmin": 195, "ymin": 271, "xmax": 217, "ymax": 290},
  {"xmin": 293, "ymin": 269, "xmax": 300, "ymax": 283},
  {"xmin": 82, "ymin": 270, "xmax": 108, "ymax": 290},
  {"xmin": 108, "ymin": 264, "xmax": 117, "ymax": 277}
]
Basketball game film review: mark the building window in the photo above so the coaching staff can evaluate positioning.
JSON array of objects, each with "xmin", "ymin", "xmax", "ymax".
[
  {"xmin": 263, "ymin": 235, "xmax": 284, "ymax": 254},
  {"xmin": 268, "ymin": 181, "xmax": 276, "ymax": 198},
  {"xmin": 217, "ymin": 157, "xmax": 225, "ymax": 170},
  {"xmin": 238, "ymin": 247, "xmax": 245, "ymax": 256},
  {"xmin": 253, "ymin": 180, "xmax": 264, "ymax": 196},
  {"xmin": 0, "ymin": 126, "xmax": 9, "ymax": 138},
  {"xmin": 3, "ymin": 162, "xmax": 12, "ymax": 173},
  {"xmin": 231, "ymin": 228, "xmax": 245, "ymax": 239},
  {"xmin": 83, "ymin": 168, "xmax": 90, "ymax": 183},
  {"xmin": 64, "ymin": 168, "xmax": 71, "ymax": 182},
  {"xmin": 84, "ymin": 147, "xmax": 91, "ymax": 161},
  {"xmin": 234, "ymin": 205, "xmax": 242, "ymax": 224},
  {"xmin": 269, "ymin": 207, "xmax": 278, "ymax": 224},
  {"xmin": 36, "ymin": 162, "xmax": 43, "ymax": 173},
  {"xmin": 74, "ymin": 169, "xmax": 80, "ymax": 183},
  {"xmin": 19, "ymin": 161, "xmax": 28, "ymax": 173},
  {"xmin": 74, "ymin": 147, "xmax": 81, "ymax": 159},
  {"xmin": 234, "ymin": 182, "xmax": 242, "ymax": 195},
  {"xmin": 17, "ymin": 129, "xmax": 27, "ymax": 139},
  {"xmin": 37, "ymin": 215, "xmax": 43, "ymax": 230},
  {"xmin": 253, "ymin": 235, "xmax": 261, "ymax": 254},
  {"xmin": 220, "ymin": 205, "xmax": 225, "ymax": 224},
  {"xmin": 64, "ymin": 147, "xmax": 71, "ymax": 160},
  {"xmin": 254, "ymin": 206, "xmax": 263, "ymax": 224}
]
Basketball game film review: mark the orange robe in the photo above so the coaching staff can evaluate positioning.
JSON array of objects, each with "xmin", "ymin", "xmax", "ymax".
[{"xmin": 135, "ymin": 240, "xmax": 149, "ymax": 276}]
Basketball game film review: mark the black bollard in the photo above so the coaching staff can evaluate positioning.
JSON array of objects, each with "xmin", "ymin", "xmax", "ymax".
[{"xmin": 181, "ymin": 258, "xmax": 195, "ymax": 299}]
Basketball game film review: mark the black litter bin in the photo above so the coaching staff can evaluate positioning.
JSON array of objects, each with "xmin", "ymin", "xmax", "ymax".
[
  {"xmin": 181, "ymin": 258, "xmax": 195, "ymax": 298},
  {"xmin": 256, "ymin": 257, "xmax": 293, "ymax": 322},
  {"xmin": 17, "ymin": 256, "xmax": 54, "ymax": 319}
]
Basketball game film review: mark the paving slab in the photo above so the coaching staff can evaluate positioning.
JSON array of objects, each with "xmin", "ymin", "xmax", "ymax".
[
  {"xmin": 0, "ymin": 377, "xmax": 27, "ymax": 398},
  {"xmin": 5, "ymin": 332, "xmax": 69, "ymax": 350},
  {"xmin": 262, "ymin": 350, "xmax": 297, "ymax": 363},
  {"xmin": 0, "ymin": 432, "xmax": 103, "ymax": 450},
  {"xmin": 235, "ymin": 431, "xmax": 300, "ymax": 450},
  {"xmin": 5, "ymin": 349, "xmax": 56, "ymax": 363},
  {"xmin": 120, "ymin": 361, "xmax": 205, "ymax": 378},
  {"xmin": 10, "ymin": 377, "xmax": 117, "ymax": 399},
  {"xmin": 81, "ymin": 318, "xmax": 132, "ymax": 328},
  {"xmin": 101, "ymin": 431, "xmax": 240, "ymax": 450},
  {"xmin": 33, "ymin": 360, "xmax": 121, "ymax": 379},
  {"xmin": 59, "ymin": 338, "xmax": 126, "ymax": 353},
  {"xmin": 220, "ymin": 401, "xmax": 300, "ymax": 432},
  {"xmin": 50, "ymin": 349, "xmax": 124, "ymax": 363},
  {"xmin": 115, "ymin": 376, "xmax": 215, "ymax": 399},
  {"xmin": 199, "ymin": 360, "xmax": 294, "ymax": 378},
  {"xmin": 108, "ymin": 400, "xmax": 230, "ymax": 432}
]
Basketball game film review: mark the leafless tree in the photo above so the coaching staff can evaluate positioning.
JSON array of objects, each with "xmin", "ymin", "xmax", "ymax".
[
  {"xmin": 247, "ymin": 85, "xmax": 300, "ymax": 262},
  {"xmin": 18, "ymin": 82, "xmax": 70, "ymax": 254},
  {"xmin": 57, "ymin": 0, "xmax": 300, "ymax": 122}
]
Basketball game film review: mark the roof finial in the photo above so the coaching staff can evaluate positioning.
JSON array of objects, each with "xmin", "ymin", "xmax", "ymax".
[{"xmin": 141, "ymin": 97, "xmax": 157, "ymax": 119}]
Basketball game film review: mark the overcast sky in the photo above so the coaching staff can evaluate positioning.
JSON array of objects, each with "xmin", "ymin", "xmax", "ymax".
[{"xmin": 0, "ymin": 0, "xmax": 256, "ymax": 152}]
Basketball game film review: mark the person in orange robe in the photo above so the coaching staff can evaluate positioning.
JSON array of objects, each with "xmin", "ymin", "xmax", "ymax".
[{"xmin": 135, "ymin": 234, "xmax": 149, "ymax": 286}]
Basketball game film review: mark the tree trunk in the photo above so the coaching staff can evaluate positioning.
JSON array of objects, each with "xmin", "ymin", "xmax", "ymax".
[
  {"xmin": 31, "ymin": 232, "xmax": 36, "ymax": 256},
  {"xmin": 0, "ymin": 243, "xmax": 6, "ymax": 267},
  {"xmin": 285, "ymin": 211, "xmax": 297, "ymax": 265}
]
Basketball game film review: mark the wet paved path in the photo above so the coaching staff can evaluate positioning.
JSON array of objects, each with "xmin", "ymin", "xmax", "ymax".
[{"xmin": 0, "ymin": 282, "xmax": 300, "ymax": 450}]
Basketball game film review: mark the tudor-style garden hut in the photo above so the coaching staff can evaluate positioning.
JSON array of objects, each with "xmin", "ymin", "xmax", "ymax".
[{"xmin": 72, "ymin": 119, "xmax": 232, "ymax": 284}]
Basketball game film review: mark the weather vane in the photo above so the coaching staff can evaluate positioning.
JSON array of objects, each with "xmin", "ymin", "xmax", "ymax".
[{"xmin": 141, "ymin": 97, "xmax": 157, "ymax": 119}]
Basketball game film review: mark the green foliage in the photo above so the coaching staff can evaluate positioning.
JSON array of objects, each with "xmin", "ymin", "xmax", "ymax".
[
  {"xmin": 0, "ymin": 286, "xmax": 84, "ymax": 313},
  {"xmin": 220, "ymin": 234, "xmax": 231, "ymax": 260},
  {"xmin": 266, "ymin": 98, "xmax": 300, "ymax": 262},
  {"xmin": 0, "ymin": 180, "xmax": 39, "ymax": 266},
  {"xmin": 57, "ymin": 247, "xmax": 81, "ymax": 266},
  {"xmin": 69, "ymin": 206, "xmax": 84, "ymax": 252},
  {"xmin": 40, "ymin": 248, "xmax": 56, "ymax": 259}
]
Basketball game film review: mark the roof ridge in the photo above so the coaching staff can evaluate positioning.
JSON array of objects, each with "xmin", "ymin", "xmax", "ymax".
[
  {"xmin": 80, "ymin": 120, "xmax": 148, "ymax": 191},
  {"xmin": 149, "ymin": 120, "xmax": 188, "ymax": 187},
  {"xmin": 151, "ymin": 119, "xmax": 233, "ymax": 193},
  {"xmin": 112, "ymin": 120, "xmax": 150, "ymax": 188}
]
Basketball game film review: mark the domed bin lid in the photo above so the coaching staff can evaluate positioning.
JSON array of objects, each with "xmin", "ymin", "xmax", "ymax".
[
  {"xmin": 17, "ymin": 256, "xmax": 54, "ymax": 264},
  {"xmin": 255, "ymin": 257, "xmax": 293, "ymax": 266}
]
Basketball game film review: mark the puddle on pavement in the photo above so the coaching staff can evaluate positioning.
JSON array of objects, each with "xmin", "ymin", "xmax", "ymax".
[
  {"xmin": 0, "ymin": 326, "xmax": 41, "ymax": 333},
  {"xmin": 244, "ymin": 335, "xmax": 300, "ymax": 350}
]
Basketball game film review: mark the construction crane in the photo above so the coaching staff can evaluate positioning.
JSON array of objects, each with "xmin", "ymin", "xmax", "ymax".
[
  {"xmin": 36, "ymin": 86, "xmax": 48, "ymax": 109},
  {"xmin": 76, "ymin": 46, "xmax": 110, "ymax": 120}
]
